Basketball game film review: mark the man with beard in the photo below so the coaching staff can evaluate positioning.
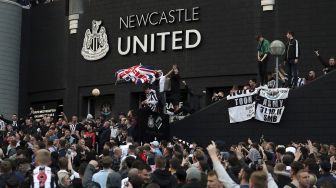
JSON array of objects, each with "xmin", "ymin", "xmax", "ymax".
[
  {"xmin": 237, "ymin": 167, "xmax": 253, "ymax": 188},
  {"xmin": 207, "ymin": 171, "xmax": 224, "ymax": 188},
  {"xmin": 137, "ymin": 163, "xmax": 152, "ymax": 187},
  {"xmin": 295, "ymin": 169, "xmax": 311, "ymax": 188},
  {"xmin": 151, "ymin": 156, "xmax": 177, "ymax": 188},
  {"xmin": 305, "ymin": 70, "xmax": 316, "ymax": 85}
]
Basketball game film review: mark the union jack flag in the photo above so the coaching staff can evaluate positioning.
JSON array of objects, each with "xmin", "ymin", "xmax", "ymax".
[{"xmin": 115, "ymin": 64, "xmax": 160, "ymax": 84}]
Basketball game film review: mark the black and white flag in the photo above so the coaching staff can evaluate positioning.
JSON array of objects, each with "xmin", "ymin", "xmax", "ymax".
[
  {"xmin": 255, "ymin": 87, "xmax": 289, "ymax": 123},
  {"xmin": 227, "ymin": 89, "xmax": 259, "ymax": 123}
]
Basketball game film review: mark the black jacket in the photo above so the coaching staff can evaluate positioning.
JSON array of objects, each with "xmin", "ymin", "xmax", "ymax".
[
  {"xmin": 151, "ymin": 169, "xmax": 177, "ymax": 188},
  {"xmin": 0, "ymin": 116, "xmax": 23, "ymax": 131},
  {"xmin": 316, "ymin": 173, "xmax": 336, "ymax": 188},
  {"xmin": 99, "ymin": 126, "xmax": 111, "ymax": 146},
  {"xmin": 285, "ymin": 38, "xmax": 300, "ymax": 60}
]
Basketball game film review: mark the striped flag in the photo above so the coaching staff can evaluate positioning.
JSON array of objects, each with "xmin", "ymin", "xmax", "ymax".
[{"xmin": 116, "ymin": 64, "xmax": 160, "ymax": 84}]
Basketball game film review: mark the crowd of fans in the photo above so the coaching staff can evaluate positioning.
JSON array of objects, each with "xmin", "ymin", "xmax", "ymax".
[{"xmin": 0, "ymin": 111, "xmax": 335, "ymax": 188}]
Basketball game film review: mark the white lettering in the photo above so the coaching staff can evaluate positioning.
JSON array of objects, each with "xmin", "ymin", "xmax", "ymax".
[
  {"xmin": 172, "ymin": 31, "xmax": 183, "ymax": 50},
  {"xmin": 117, "ymin": 30, "xmax": 202, "ymax": 55},
  {"xmin": 168, "ymin": 10, "xmax": 175, "ymax": 23},
  {"xmin": 175, "ymin": 9, "xmax": 184, "ymax": 22},
  {"xmin": 136, "ymin": 13, "xmax": 149, "ymax": 27},
  {"xmin": 150, "ymin": 33, "xmax": 155, "ymax": 52},
  {"xmin": 118, "ymin": 36, "xmax": 131, "ymax": 55},
  {"xmin": 159, "ymin": 11, "xmax": 168, "ymax": 25},
  {"xmin": 149, "ymin": 12, "xmax": 159, "ymax": 25},
  {"xmin": 120, "ymin": 16, "xmax": 128, "ymax": 29},
  {"xmin": 133, "ymin": 35, "xmax": 148, "ymax": 53},
  {"xmin": 185, "ymin": 29, "xmax": 201, "ymax": 48},
  {"xmin": 192, "ymin": 7, "xmax": 200, "ymax": 21},
  {"xmin": 184, "ymin": 8, "xmax": 192, "ymax": 22},
  {"xmin": 129, "ymin": 15, "xmax": 136, "ymax": 28},
  {"xmin": 157, "ymin": 32, "xmax": 170, "ymax": 51}
]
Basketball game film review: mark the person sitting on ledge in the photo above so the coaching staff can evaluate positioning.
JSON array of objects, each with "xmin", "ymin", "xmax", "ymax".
[{"xmin": 304, "ymin": 70, "xmax": 316, "ymax": 85}]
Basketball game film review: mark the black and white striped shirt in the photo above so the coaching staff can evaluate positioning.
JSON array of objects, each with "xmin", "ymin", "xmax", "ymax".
[{"xmin": 146, "ymin": 89, "xmax": 158, "ymax": 112}]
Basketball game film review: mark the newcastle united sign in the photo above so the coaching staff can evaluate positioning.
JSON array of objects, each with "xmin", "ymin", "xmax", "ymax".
[
  {"xmin": 82, "ymin": 6, "xmax": 202, "ymax": 59},
  {"xmin": 117, "ymin": 7, "xmax": 201, "ymax": 56}
]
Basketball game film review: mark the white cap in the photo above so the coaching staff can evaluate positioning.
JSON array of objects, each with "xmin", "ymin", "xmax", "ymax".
[
  {"xmin": 87, "ymin": 113, "xmax": 93, "ymax": 119},
  {"xmin": 285, "ymin": 146, "xmax": 296, "ymax": 154},
  {"xmin": 151, "ymin": 141, "xmax": 159, "ymax": 147}
]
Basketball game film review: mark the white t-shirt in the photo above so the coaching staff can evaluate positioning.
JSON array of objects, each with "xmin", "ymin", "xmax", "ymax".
[
  {"xmin": 159, "ymin": 75, "xmax": 166, "ymax": 92},
  {"xmin": 120, "ymin": 143, "xmax": 132, "ymax": 159}
]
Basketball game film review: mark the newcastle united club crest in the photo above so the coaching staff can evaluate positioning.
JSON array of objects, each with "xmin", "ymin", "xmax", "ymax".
[
  {"xmin": 147, "ymin": 115, "xmax": 163, "ymax": 129},
  {"xmin": 100, "ymin": 102, "xmax": 112, "ymax": 116},
  {"xmin": 81, "ymin": 20, "xmax": 109, "ymax": 61}
]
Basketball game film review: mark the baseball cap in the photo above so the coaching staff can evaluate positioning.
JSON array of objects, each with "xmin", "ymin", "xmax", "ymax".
[
  {"xmin": 150, "ymin": 141, "xmax": 159, "ymax": 147},
  {"xmin": 285, "ymin": 146, "xmax": 296, "ymax": 154}
]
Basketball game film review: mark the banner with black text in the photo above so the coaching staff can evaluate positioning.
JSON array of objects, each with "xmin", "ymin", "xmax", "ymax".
[
  {"xmin": 255, "ymin": 87, "xmax": 289, "ymax": 123},
  {"xmin": 227, "ymin": 89, "xmax": 259, "ymax": 123}
]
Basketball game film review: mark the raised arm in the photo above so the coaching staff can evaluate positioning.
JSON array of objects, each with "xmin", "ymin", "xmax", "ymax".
[
  {"xmin": 314, "ymin": 50, "xmax": 329, "ymax": 67},
  {"xmin": 164, "ymin": 69, "xmax": 174, "ymax": 77},
  {"xmin": 0, "ymin": 115, "xmax": 12, "ymax": 124},
  {"xmin": 82, "ymin": 160, "xmax": 99, "ymax": 188},
  {"xmin": 61, "ymin": 112, "xmax": 69, "ymax": 123},
  {"xmin": 207, "ymin": 141, "xmax": 240, "ymax": 188},
  {"xmin": 68, "ymin": 156, "xmax": 80, "ymax": 178},
  {"xmin": 262, "ymin": 161, "xmax": 278, "ymax": 188}
]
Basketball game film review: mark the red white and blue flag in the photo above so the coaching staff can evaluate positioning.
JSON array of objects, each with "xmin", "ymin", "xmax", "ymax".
[{"xmin": 116, "ymin": 64, "xmax": 160, "ymax": 84}]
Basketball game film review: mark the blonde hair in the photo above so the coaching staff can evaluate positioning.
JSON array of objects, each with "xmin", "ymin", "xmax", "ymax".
[
  {"xmin": 309, "ymin": 174, "xmax": 317, "ymax": 187},
  {"xmin": 36, "ymin": 149, "xmax": 51, "ymax": 166},
  {"xmin": 250, "ymin": 171, "xmax": 267, "ymax": 188}
]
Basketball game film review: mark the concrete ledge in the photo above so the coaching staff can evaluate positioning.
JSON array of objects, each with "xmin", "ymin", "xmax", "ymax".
[{"xmin": 0, "ymin": 0, "xmax": 30, "ymax": 9}]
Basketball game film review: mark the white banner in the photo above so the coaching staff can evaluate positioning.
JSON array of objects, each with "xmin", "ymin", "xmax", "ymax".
[
  {"xmin": 227, "ymin": 89, "xmax": 259, "ymax": 123},
  {"xmin": 255, "ymin": 87, "xmax": 289, "ymax": 123}
]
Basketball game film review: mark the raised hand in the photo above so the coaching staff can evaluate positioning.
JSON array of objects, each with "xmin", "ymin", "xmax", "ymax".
[
  {"xmin": 235, "ymin": 145, "xmax": 243, "ymax": 159},
  {"xmin": 294, "ymin": 148, "xmax": 302, "ymax": 161},
  {"xmin": 248, "ymin": 138, "xmax": 253, "ymax": 145},
  {"xmin": 307, "ymin": 140, "xmax": 315, "ymax": 154},
  {"xmin": 207, "ymin": 141, "xmax": 218, "ymax": 158}
]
